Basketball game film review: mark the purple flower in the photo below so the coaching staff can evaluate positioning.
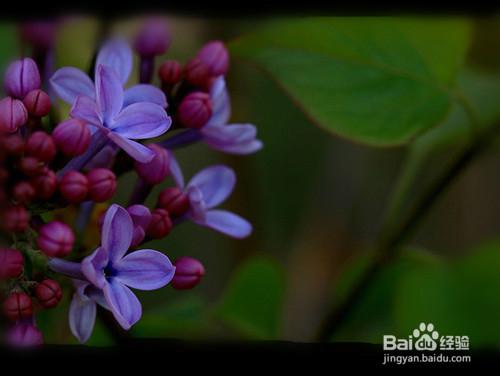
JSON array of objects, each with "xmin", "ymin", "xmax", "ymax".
[
  {"xmin": 4, "ymin": 57, "xmax": 41, "ymax": 99},
  {"xmin": 6, "ymin": 318, "xmax": 44, "ymax": 347},
  {"xmin": 170, "ymin": 159, "xmax": 252, "ymax": 238},
  {"xmin": 50, "ymin": 39, "xmax": 170, "ymax": 163},
  {"xmin": 49, "ymin": 204, "xmax": 175, "ymax": 342}
]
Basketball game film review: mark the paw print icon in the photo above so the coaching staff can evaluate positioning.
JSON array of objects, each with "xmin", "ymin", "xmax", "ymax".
[{"xmin": 413, "ymin": 322, "xmax": 439, "ymax": 351}]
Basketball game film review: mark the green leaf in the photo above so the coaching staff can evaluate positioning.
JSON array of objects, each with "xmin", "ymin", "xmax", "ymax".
[
  {"xmin": 0, "ymin": 24, "xmax": 19, "ymax": 91},
  {"xmin": 215, "ymin": 257, "xmax": 286, "ymax": 339},
  {"xmin": 230, "ymin": 17, "xmax": 471, "ymax": 146}
]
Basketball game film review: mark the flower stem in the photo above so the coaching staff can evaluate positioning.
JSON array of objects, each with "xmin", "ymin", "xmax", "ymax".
[
  {"xmin": 57, "ymin": 132, "xmax": 108, "ymax": 177},
  {"xmin": 160, "ymin": 129, "xmax": 202, "ymax": 150}
]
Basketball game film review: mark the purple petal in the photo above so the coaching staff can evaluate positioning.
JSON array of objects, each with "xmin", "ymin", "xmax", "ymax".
[
  {"xmin": 95, "ymin": 65, "xmax": 123, "ymax": 125},
  {"xmin": 114, "ymin": 250, "xmax": 175, "ymax": 290},
  {"xmin": 95, "ymin": 38, "xmax": 132, "ymax": 84},
  {"xmin": 48, "ymin": 258, "xmax": 85, "ymax": 280},
  {"xmin": 169, "ymin": 153, "xmax": 184, "ymax": 188},
  {"xmin": 107, "ymin": 132, "xmax": 155, "ymax": 163},
  {"xmin": 69, "ymin": 291, "xmax": 96, "ymax": 343},
  {"xmin": 187, "ymin": 165, "xmax": 235, "ymax": 208},
  {"xmin": 70, "ymin": 95, "xmax": 103, "ymax": 127},
  {"xmin": 187, "ymin": 186, "xmax": 206, "ymax": 222},
  {"xmin": 196, "ymin": 210, "xmax": 252, "ymax": 238},
  {"xmin": 112, "ymin": 102, "xmax": 171, "ymax": 139},
  {"xmin": 100, "ymin": 204, "xmax": 133, "ymax": 263},
  {"xmin": 81, "ymin": 247, "xmax": 108, "ymax": 289},
  {"xmin": 103, "ymin": 279, "xmax": 142, "ymax": 330},
  {"xmin": 50, "ymin": 67, "xmax": 95, "ymax": 104},
  {"xmin": 208, "ymin": 138, "xmax": 263, "ymax": 155},
  {"xmin": 123, "ymin": 84, "xmax": 167, "ymax": 108},
  {"xmin": 127, "ymin": 205, "xmax": 152, "ymax": 230},
  {"xmin": 206, "ymin": 77, "xmax": 231, "ymax": 127}
]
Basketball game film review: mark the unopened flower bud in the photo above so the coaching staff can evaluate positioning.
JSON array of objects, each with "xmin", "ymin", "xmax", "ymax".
[
  {"xmin": 197, "ymin": 40, "xmax": 229, "ymax": 76},
  {"xmin": 184, "ymin": 57, "xmax": 211, "ymax": 88},
  {"xmin": 59, "ymin": 170, "xmax": 89, "ymax": 204},
  {"xmin": 4, "ymin": 58, "xmax": 41, "ymax": 99},
  {"xmin": 12, "ymin": 181, "xmax": 36, "ymax": 205},
  {"xmin": 86, "ymin": 168, "xmax": 117, "ymax": 202},
  {"xmin": 157, "ymin": 187, "xmax": 190, "ymax": 217},
  {"xmin": 134, "ymin": 18, "xmax": 171, "ymax": 57},
  {"xmin": 52, "ymin": 119, "xmax": 90, "ymax": 157},
  {"xmin": 134, "ymin": 144, "xmax": 170, "ymax": 185},
  {"xmin": 158, "ymin": 60, "xmax": 182, "ymax": 84},
  {"xmin": 146, "ymin": 208, "xmax": 172, "ymax": 239},
  {"xmin": 177, "ymin": 91, "xmax": 212, "ymax": 129},
  {"xmin": 26, "ymin": 131, "xmax": 56, "ymax": 162},
  {"xmin": 19, "ymin": 156, "xmax": 44, "ymax": 177},
  {"xmin": 31, "ymin": 167, "xmax": 57, "ymax": 200},
  {"xmin": 22, "ymin": 89, "xmax": 51, "ymax": 118},
  {"xmin": 2, "ymin": 205, "xmax": 30, "ymax": 232},
  {"xmin": 171, "ymin": 256, "xmax": 205, "ymax": 290},
  {"xmin": 0, "ymin": 97, "xmax": 28, "ymax": 133},
  {"xmin": 2, "ymin": 134, "xmax": 25, "ymax": 156},
  {"xmin": 3, "ymin": 292, "xmax": 33, "ymax": 321},
  {"xmin": 37, "ymin": 221, "xmax": 75, "ymax": 257},
  {"xmin": 6, "ymin": 319, "xmax": 44, "ymax": 347},
  {"xmin": 127, "ymin": 204, "xmax": 152, "ymax": 247},
  {"xmin": 35, "ymin": 279, "xmax": 62, "ymax": 308},
  {"xmin": 0, "ymin": 248, "xmax": 24, "ymax": 280}
]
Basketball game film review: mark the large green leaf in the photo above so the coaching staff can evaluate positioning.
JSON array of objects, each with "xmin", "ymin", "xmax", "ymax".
[
  {"xmin": 230, "ymin": 17, "xmax": 471, "ymax": 146},
  {"xmin": 215, "ymin": 257, "xmax": 286, "ymax": 339}
]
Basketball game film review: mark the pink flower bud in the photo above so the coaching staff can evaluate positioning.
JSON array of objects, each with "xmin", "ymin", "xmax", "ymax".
[
  {"xmin": 59, "ymin": 170, "xmax": 89, "ymax": 204},
  {"xmin": 158, "ymin": 60, "xmax": 182, "ymax": 84},
  {"xmin": 22, "ymin": 89, "xmax": 51, "ymax": 118},
  {"xmin": 2, "ymin": 205, "xmax": 30, "ymax": 232},
  {"xmin": 12, "ymin": 181, "xmax": 36, "ymax": 205},
  {"xmin": 19, "ymin": 156, "xmax": 44, "ymax": 177},
  {"xmin": 177, "ymin": 91, "xmax": 212, "ymax": 129},
  {"xmin": 1, "ymin": 134, "xmax": 24, "ymax": 156},
  {"xmin": 37, "ymin": 221, "xmax": 75, "ymax": 257},
  {"xmin": 184, "ymin": 57, "xmax": 211, "ymax": 88},
  {"xmin": 197, "ymin": 40, "xmax": 229, "ymax": 76},
  {"xmin": 171, "ymin": 256, "xmax": 205, "ymax": 290},
  {"xmin": 134, "ymin": 18, "xmax": 171, "ymax": 57},
  {"xmin": 25, "ymin": 131, "xmax": 56, "ymax": 162},
  {"xmin": 127, "ymin": 205, "xmax": 152, "ymax": 247},
  {"xmin": 31, "ymin": 167, "xmax": 57, "ymax": 200},
  {"xmin": 3, "ymin": 292, "xmax": 33, "ymax": 321},
  {"xmin": 0, "ymin": 248, "xmax": 24, "ymax": 280},
  {"xmin": 134, "ymin": 144, "xmax": 170, "ymax": 185},
  {"xmin": 86, "ymin": 168, "xmax": 117, "ymax": 202},
  {"xmin": 4, "ymin": 58, "xmax": 41, "ymax": 99},
  {"xmin": 52, "ymin": 119, "xmax": 90, "ymax": 157},
  {"xmin": 0, "ymin": 97, "xmax": 28, "ymax": 133},
  {"xmin": 157, "ymin": 187, "xmax": 190, "ymax": 217},
  {"xmin": 6, "ymin": 319, "xmax": 44, "ymax": 347},
  {"xmin": 35, "ymin": 279, "xmax": 62, "ymax": 308},
  {"xmin": 146, "ymin": 208, "xmax": 172, "ymax": 239}
]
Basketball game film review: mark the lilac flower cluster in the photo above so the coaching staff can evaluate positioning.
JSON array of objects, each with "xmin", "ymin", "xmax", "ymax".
[{"xmin": 0, "ymin": 19, "xmax": 262, "ymax": 346}]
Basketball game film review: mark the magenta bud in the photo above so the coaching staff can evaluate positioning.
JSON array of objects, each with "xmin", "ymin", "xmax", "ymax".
[
  {"xmin": 22, "ymin": 89, "xmax": 51, "ymax": 118},
  {"xmin": 0, "ymin": 97, "xmax": 28, "ymax": 133},
  {"xmin": 127, "ymin": 205, "xmax": 152, "ymax": 247},
  {"xmin": 134, "ymin": 144, "xmax": 170, "ymax": 185},
  {"xmin": 59, "ymin": 171, "xmax": 89, "ymax": 204},
  {"xmin": 86, "ymin": 168, "xmax": 117, "ymax": 202},
  {"xmin": 31, "ymin": 167, "xmax": 57, "ymax": 200},
  {"xmin": 3, "ymin": 292, "xmax": 33, "ymax": 321},
  {"xmin": 35, "ymin": 279, "xmax": 62, "ymax": 309},
  {"xmin": 146, "ymin": 208, "xmax": 172, "ymax": 239},
  {"xmin": 52, "ymin": 119, "xmax": 91, "ymax": 157},
  {"xmin": 157, "ymin": 187, "xmax": 190, "ymax": 218},
  {"xmin": 6, "ymin": 319, "xmax": 44, "ymax": 347},
  {"xmin": 12, "ymin": 181, "xmax": 36, "ymax": 205},
  {"xmin": 158, "ymin": 60, "xmax": 182, "ymax": 84},
  {"xmin": 0, "ymin": 248, "xmax": 24, "ymax": 280},
  {"xmin": 134, "ymin": 18, "xmax": 171, "ymax": 57},
  {"xmin": 19, "ymin": 156, "xmax": 44, "ymax": 177},
  {"xmin": 2, "ymin": 205, "xmax": 30, "ymax": 233},
  {"xmin": 197, "ymin": 40, "xmax": 229, "ymax": 76},
  {"xmin": 37, "ymin": 221, "xmax": 75, "ymax": 257},
  {"xmin": 25, "ymin": 131, "xmax": 56, "ymax": 162},
  {"xmin": 171, "ymin": 256, "xmax": 205, "ymax": 290},
  {"xmin": 184, "ymin": 57, "xmax": 211, "ymax": 88},
  {"xmin": 177, "ymin": 91, "xmax": 212, "ymax": 129},
  {"xmin": 4, "ymin": 58, "xmax": 41, "ymax": 99},
  {"xmin": 2, "ymin": 134, "xmax": 25, "ymax": 156}
]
